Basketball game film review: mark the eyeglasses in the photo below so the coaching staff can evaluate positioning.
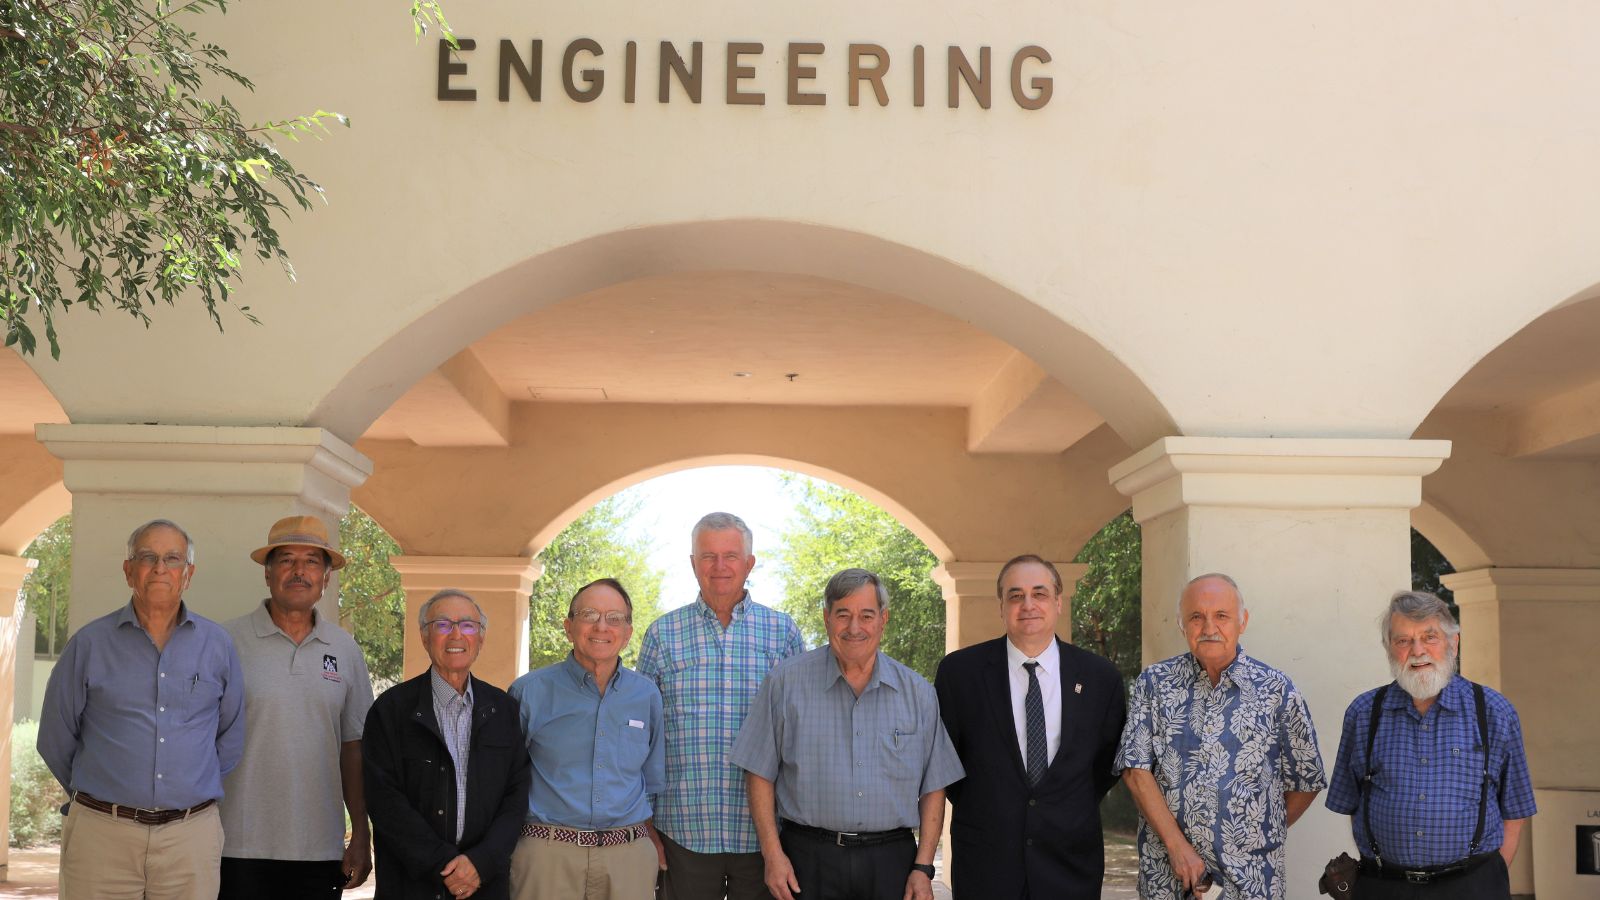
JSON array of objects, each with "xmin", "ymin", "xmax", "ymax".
[
  {"xmin": 1390, "ymin": 631, "xmax": 1446, "ymax": 652},
  {"xmin": 572, "ymin": 608, "xmax": 631, "ymax": 627},
  {"xmin": 131, "ymin": 551, "xmax": 189, "ymax": 571},
  {"xmin": 424, "ymin": 618, "xmax": 482, "ymax": 636}
]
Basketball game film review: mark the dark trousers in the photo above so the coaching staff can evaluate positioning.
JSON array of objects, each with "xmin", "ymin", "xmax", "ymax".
[
  {"xmin": 219, "ymin": 856, "xmax": 345, "ymax": 900},
  {"xmin": 1354, "ymin": 853, "xmax": 1511, "ymax": 900},
  {"xmin": 657, "ymin": 832, "xmax": 767, "ymax": 900},
  {"xmin": 778, "ymin": 827, "xmax": 916, "ymax": 900}
]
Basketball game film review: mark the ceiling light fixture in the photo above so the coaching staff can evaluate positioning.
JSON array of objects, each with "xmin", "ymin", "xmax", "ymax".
[{"xmin": 733, "ymin": 371, "xmax": 752, "ymax": 378}]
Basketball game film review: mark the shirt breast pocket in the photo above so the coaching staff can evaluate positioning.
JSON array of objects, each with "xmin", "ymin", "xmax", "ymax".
[
  {"xmin": 883, "ymin": 724, "xmax": 921, "ymax": 783},
  {"xmin": 1443, "ymin": 744, "xmax": 1491, "ymax": 810},
  {"xmin": 184, "ymin": 676, "xmax": 223, "ymax": 721},
  {"xmin": 616, "ymin": 718, "xmax": 652, "ymax": 770}
]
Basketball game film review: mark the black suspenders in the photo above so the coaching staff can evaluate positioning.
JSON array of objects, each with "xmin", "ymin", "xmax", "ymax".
[{"xmin": 1359, "ymin": 681, "xmax": 1491, "ymax": 866}]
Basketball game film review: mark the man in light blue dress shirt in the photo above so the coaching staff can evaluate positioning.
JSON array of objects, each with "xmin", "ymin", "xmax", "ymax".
[
  {"xmin": 39, "ymin": 518, "xmax": 245, "ymax": 900},
  {"xmin": 507, "ymin": 578, "xmax": 666, "ymax": 900},
  {"xmin": 731, "ymin": 568, "xmax": 964, "ymax": 900}
]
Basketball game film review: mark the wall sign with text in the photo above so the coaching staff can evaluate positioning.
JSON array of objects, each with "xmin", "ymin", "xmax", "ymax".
[{"xmin": 437, "ymin": 38, "xmax": 1054, "ymax": 110}]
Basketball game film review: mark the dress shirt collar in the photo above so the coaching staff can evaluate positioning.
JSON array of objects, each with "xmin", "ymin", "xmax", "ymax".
[
  {"xmin": 1384, "ymin": 671, "xmax": 1468, "ymax": 715},
  {"xmin": 559, "ymin": 650, "xmax": 634, "ymax": 693},
  {"xmin": 694, "ymin": 591, "xmax": 751, "ymax": 624},
  {"xmin": 1004, "ymin": 636, "xmax": 1060, "ymax": 675},
  {"xmin": 116, "ymin": 598, "xmax": 193, "ymax": 630},
  {"xmin": 247, "ymin": 599, "xmax": 334, "ymax": 645},
  {"xmin": 819, "ymin": 647, "xmax": 901, "ymax": 694},
  {"xmin": 430, "ymin": 666, "xmax": 474, "ymax": 707},
  {"xmin": 1183, "ymin": 643, "xmax": 1249, "ymax": 689}
]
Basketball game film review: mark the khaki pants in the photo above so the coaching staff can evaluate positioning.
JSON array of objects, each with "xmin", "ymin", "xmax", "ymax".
[
  {"xmin": 59, "ymin": 801, "xmax": 223, "ymax": 900},
  {"xmin": 510, "ymin": 829, "xmax": 657, "ymax": 900}
]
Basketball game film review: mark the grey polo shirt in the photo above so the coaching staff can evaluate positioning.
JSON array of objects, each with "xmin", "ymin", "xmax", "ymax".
[
  {"xmin": 220, "ymin": 601, "xmax": 374, "ymax": 860},
  {"xmin": 730, "ymin": 646, "xmax": 963, "ymax": 833}
]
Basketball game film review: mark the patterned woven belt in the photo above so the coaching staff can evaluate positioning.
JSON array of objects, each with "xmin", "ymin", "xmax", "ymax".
[
  {"xmin": 520, "ymin": 822, "xmax": 649, "ymax": 847},
  {"xmin": 74, "ymin": 791, "xmax": 215, "ymax": 826}
]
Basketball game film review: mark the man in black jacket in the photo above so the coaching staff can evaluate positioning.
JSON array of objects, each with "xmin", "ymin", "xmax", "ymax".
[
  {"xmin": 933, "ymin": 555, "xmax": 1127, "ymax": 900},
  {"xmin": 364, "ymin": 590, "xmax": 531, "ymax": 900}
]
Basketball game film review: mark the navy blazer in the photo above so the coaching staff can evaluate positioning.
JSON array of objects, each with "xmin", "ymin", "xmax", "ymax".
[
  {"xmin": 363, "ymin": 672, "xmax": 530, "ymax": 900},
  {"xmin": 934, "ymin": 637, "xmax": 1126, "ymax": 900}
]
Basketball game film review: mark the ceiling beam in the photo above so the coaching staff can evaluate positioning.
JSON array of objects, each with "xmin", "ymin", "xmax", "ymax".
[{"xmin": 967, "ymin": 353, "xmax": 1103, "ymax": 454}]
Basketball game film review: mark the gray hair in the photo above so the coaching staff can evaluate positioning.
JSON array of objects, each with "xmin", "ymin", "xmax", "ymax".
[
  {"xmin": 692, "ymin": 512, "xmax": 753, "ymax": 556},
  {"xmin": 418, "ymin": 589, "xmax": 489, "ymax": 630},
  {"xmin": 1177, "ymin": 572, "xmax": 1246, "ymax": 618},
  {"xmin": 1380, "ymin": 590, "xmax": 1459, "ymax": 647},
  {"xmin": 126, "ymin": 519, "xmax": 195, "ymax": 564},
  {"xmin": 824, "ymin": 568, "xmax": 890, "ymax": 612}
]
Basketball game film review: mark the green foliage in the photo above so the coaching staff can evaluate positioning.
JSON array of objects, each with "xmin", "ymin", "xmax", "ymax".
[
  {"xmin": 774, "ymin": 476, "xmax": 945, "ymax": 681},
  {"xmin": 527, "ymin": 495, "xmax": 665, "ymax": 671},
  {"xmin": 0, "ymin": 0, "xmax": 351, "ymax": 358},
  {"xmin": 338, "ymin": 507, "xmax": 405, "ymax": 686},
  {"xmin": 1071, "ymin": 510, "xmax": 1142, "ymax": 683},
  {"xmin": 9, "ymin": 720, "xmax": 67, "ymax": 848},
  {"xmin": 1410, "ymin": 527, "xmax": 1456, "ymax": 607},
  {"xmin": 22, "ymin": 514, "xmax": 72, "ymax": 656}
]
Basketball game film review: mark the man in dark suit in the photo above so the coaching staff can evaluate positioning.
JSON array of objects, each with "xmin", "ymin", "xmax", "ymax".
[
  {"xmin": 933, "ymin": 554, "xmax": 1127, "ymax": 900},
  {"xmin": 363, "ymin": 589, "xmax": 531, "ymax": 900}
]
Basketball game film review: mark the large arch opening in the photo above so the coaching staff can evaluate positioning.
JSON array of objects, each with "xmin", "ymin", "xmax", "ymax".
[{"xmin": 315, "ymin": 220, "xmax": 1175, "ymax": 448}]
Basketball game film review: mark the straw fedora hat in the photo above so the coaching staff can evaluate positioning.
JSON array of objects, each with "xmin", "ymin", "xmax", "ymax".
[{"xmin": 249, "ymin": 515, "xmax": 348, "ymax": 570}]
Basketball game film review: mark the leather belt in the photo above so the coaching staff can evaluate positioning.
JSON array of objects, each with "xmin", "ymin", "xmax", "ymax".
[
  {"xmin": 520, "ymin": 822, "xmax": 649, "ymax": 848},
  {"xmin": 780, "ymin": 819, "xmax": 914, "ymax": 848},
  {"xmin": 1359, "ymin": 851, "xmax": 1497, "ymax": 883},
  {"xmin": 74, "ymin": 791, "xmax": 215, "ymax": 826}
]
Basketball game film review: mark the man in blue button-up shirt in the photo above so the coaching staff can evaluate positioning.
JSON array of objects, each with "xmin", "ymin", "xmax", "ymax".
[
  {"xmin": 1326, "ymin": 590, "xmax": 1536, "ymax": 899},
  {"xmin": 507, "ymin": 578, "xmax": 666, "ymax": 900},
  {"xmin": 39, "ymin": 518, "xmax": 245, "ymax": 900}
]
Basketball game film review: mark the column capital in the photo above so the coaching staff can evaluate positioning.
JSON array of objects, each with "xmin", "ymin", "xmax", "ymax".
[
  {"xmin": 932, "ymin": 560, "xmax": 1089, "ymax": 598},
  {"xmin": 1442, "ymin": 566, "xmax": 1600, "ymax": 604},
  {"xmin": 36, "ymin": 424, "xmax": 371, "ymax": 518},
  {"xmin": 0, "ymin": 554, "xmax": 38, "ymax": 617},
  {"xmin": 1109, "ymin": 436, "xmax": 1452, "ymax": 522},
  {"xmin": 389, "ymin": 555, "xmax": 543, "ymax": 594}
]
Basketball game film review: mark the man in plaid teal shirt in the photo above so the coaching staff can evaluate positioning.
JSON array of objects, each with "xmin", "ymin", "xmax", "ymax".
[{"xmin": 637, "ymin": 512, "xmax": 805, "ymax": 900}]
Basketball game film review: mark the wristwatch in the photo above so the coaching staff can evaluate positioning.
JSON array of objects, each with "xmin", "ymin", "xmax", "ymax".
[{"xmin": 910, "ymin": 863, "xmax": 936, "ymax": 879}]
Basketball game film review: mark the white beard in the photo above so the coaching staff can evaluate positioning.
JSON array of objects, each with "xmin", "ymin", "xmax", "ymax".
[{"xmin": 1391, "ymin": 652, "xmax": 1456, "ymax": 701}]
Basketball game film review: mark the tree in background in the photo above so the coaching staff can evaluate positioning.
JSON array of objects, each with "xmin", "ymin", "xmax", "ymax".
[
  {"xmin": 526, "ymin": 494, "xmax": 664, "ymax": 671},
  {"xmin": 2, "ymin": 1, "xmax": 450, "ymax": 357},
  {"xmin": 21, "ymin": 514, "xmax": 71, "ymax": 657},
  {"xmin": 1410, "ymin": 527, "xmax": 1456, "ymax": 607},
  {"xmin": 774, "ymin": 476, "xmax": 944, "ymax": 681},
  {"xmin": 1070, "ymin": 510, "xmax": 1142, "ymax": 683},
  {"xmin": 338, "ymin": 507, "xmax": 406, "ymax": 686}
]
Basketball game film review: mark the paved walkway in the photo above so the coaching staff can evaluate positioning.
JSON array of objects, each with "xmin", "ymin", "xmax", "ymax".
[{"xmin": 2, "ymin": 841, "xmax": 1138, "ymax": 899}]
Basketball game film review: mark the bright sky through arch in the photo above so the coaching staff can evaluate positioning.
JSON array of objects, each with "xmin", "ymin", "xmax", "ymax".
[{"xmin": 617, "ymin": 466, "xmax": 796, "ymax": 610}]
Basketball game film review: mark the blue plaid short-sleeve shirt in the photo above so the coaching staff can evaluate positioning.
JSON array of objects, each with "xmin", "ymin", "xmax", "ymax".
[
  {"xmin": 636, "ymin": 594, "xmax": 804, "ymax": 854},
  {"xmin": 1325, "ymin": 675, "xmax": 1537, "ymax": 868}
]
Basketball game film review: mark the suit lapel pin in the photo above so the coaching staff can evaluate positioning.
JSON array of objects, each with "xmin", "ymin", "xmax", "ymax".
[{"xmin": 1074, "ymin": 683, "xmax": 1083, "ymax": 694}]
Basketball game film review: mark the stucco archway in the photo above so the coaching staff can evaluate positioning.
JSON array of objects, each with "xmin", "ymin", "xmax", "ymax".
[{"xmin": 312, "ymin": 220, "xmax": 1176, "ymax": 448}]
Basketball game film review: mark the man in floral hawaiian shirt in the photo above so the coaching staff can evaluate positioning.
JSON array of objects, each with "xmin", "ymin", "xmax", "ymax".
[{"xmin": 1115, "ymin": 573, "xmax": 1327, "ymax": 900}]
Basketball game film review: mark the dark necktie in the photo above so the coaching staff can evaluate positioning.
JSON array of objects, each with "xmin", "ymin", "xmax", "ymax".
[{"xmin": 1023, "ymin": 661, "xmax": 1046, "ymax": 786}]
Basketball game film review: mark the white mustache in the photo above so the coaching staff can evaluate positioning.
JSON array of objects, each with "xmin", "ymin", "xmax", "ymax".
[{"xmin": 1196, "ymin": 634, "xmax": 1224, "ymax": 643}]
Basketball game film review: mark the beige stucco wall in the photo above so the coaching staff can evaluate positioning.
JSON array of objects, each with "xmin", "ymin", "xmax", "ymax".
[
  {"xmin": 354, "ymin": 404, "xmax": 1131, "ymax": 561},
  {"xmin": 13, "ymin": 2, "xmax": 1600, "ymax": 446}
]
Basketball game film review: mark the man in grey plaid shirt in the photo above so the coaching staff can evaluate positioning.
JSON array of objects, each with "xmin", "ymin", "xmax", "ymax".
[{"xmin": 637, "ymin": 512, "xmax": 805, "ymax": 899}]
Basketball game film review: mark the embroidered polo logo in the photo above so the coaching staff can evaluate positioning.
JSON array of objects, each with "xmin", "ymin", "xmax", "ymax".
[{"xmin": 322, "ymin": 654, "xmax": 342, "ymax": 682}]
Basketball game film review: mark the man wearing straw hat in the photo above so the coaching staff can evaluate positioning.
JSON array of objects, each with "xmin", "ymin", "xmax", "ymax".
[{"xmin": 218, "ymin": 515, "xmax": 376, "ymax": 899}]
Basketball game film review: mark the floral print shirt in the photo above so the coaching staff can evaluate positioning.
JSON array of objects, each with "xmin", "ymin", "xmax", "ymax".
[{"xmin": 1115, "ymin": 648, "xmax": 1327, "ymax": 900}]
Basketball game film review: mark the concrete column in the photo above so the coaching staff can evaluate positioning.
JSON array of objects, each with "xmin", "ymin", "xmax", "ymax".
[
  {"xmin": 933, "ymin": 559, "xmax": 1089, "ymax": 653},
  {"xmin": 0, "ymin": 553, "xmax": 39, "ymax": 882},
  {"xmin": 36, "ymin": 425, "xmax": 371, "ymax": 629},
  {"xmin": 1110, "ymin": 436, "xmax": 1451, "ymax": 900},
  {"xmin": 389, "ymin": 556, "xmax": 541, "ymax": 689},
  {"xmin": 1440, "ymin": 566, "xmax": 1600, "ymax": 896}
]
